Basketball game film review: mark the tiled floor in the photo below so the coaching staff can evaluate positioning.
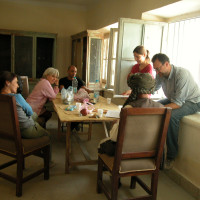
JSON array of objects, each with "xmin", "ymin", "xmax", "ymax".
[{"xmin": 0, "ymin": 112, "xmax": 196, "ymax": 200}]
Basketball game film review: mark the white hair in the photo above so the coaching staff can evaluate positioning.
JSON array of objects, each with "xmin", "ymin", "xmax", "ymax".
[{"xmin": 42, "ymin": 67, "xmax": 59, "ymax": 78}]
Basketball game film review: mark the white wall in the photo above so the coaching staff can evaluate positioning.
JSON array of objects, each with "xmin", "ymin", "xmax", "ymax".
[
  {"xmin": 0, "ymin": 0, "xmax": 181, "ymax": 77},
  {"xmin": 86, "ymin": 0, "xmax": 180, "ymax": 29},
  {"xmin": 0, "ymin": 0, "xmax": 87, "ymax": 77}
]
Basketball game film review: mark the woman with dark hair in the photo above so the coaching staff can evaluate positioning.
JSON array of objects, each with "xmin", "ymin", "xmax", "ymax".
[
  {"xmin": 123, "ymin": 45, "xmax": 153, "ymax": 96},
  {"xmin": 0, "ymin": 71, "xmax": 50, "ymax": 139}
]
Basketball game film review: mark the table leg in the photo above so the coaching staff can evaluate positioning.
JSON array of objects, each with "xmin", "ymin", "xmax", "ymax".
[
  {"xmin": 57, "ymin": 117, "xmax": 61, "ymax": 139},
  {"xmin": 88, "ymin": 122, "xmax": 92, "ymax": 141},
  {"xmin": 65, "ymin": 122, "xmax": 71, "ymax": 174}
]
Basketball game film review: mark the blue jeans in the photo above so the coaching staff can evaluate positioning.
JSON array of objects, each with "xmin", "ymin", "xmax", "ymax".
[{"xmin": 159, "ymin": 99, "xmax": 200, "ymax": 159}]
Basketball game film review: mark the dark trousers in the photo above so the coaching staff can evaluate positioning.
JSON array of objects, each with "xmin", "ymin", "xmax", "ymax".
[{"xmin": 37, "ymin": 110, "xmax": 52, "ymax": 129}]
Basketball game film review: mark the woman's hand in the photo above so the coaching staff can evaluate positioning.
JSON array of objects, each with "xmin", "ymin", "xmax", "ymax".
[
  {"xmin": 54, "ymin": 78, "xmax": 59, "ymax": 86},
  {"xmin": 122, "ymin": 90, "xmax": 132, "ymax": 96}
]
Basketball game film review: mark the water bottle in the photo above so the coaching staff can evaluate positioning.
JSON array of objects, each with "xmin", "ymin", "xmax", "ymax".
[
  {"xmin": 61, "ymin": 88, "xmax": 67, "ymax": 104},
  {"xmin": 72, "ymin": 77, "xmax": 78, "ymax": 94},
  {"xmin": 94, "ymin": 80, "xmax": 100, "ymax": 103},
  {"xmin": 66, "ymin": 86, "xmax": 74, "ymax": 105}
]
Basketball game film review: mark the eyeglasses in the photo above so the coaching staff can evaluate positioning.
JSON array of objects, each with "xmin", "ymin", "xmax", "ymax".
[{"xmin": 154, "ymin": 64, "xmax": 163, "ymax": 72}]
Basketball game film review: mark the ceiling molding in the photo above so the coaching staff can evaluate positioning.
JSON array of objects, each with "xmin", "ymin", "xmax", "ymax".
[{"xmin": 0, "ymin": 0, "xmax": 100, "ymax": 11}]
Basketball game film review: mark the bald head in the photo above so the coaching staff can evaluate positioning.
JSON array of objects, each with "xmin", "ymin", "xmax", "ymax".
[{"xmin": 67, "ymin": 65, "xmax": 77, "ymax": 80}]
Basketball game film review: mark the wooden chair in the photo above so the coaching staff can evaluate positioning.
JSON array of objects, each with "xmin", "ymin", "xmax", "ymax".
[
  {"xmin": 0, "ymin": 95, "xmax": 50, "ymax": 197},
  {"xmin": 97, "ymin": 107, "xmax": 171, "ymax": 200},
  {"xmin": 20, "ymin": 76, "xmax": 29, "ymax": 99}
]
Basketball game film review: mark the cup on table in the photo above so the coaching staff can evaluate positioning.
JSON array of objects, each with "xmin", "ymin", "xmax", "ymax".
[
  {"xmin": 107, "ymin": 98, "xmax": 111, "ymax": 104},
  {"xmin": 97, "ymin": 109, "xmax": 103, "ymax": 118},
  {"xmin": 118, "ymin": 105, "xmax": 123, "ymax": 110},
  {"xmin": 76, "ymin": 102, "xmax": 82, "ymax": 112},
  {"xmin": 93, "ymin": 98, "xmax": 97, "ymax": 103}
]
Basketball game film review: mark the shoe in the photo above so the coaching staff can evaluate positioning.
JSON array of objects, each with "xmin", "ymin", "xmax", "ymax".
[
  {"xmin": 75, "ymin": 124, "xmax": 80, "ymax": 132},
  {"xmin": 164, "ymin": 159, "xmax": 174, "ymax": 170},
  {"xmin": 71, "ymin": 122, "xmax": 80, "ymax": 132}
]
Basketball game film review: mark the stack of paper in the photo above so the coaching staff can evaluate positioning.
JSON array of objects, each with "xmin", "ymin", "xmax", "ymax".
[{"xmin": 105, "ymin": 110, "xmax": 120, "ymax": 118}]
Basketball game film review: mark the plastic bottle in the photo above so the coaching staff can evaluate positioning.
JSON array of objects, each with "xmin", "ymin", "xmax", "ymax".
[
  {"xmin": 66, "ymin": 86, "xmax": 74, "ymax": 104},
  {"xmin": 94, "ymin": 80, "xmax": 100, "ymax": 103},
  {"xmin": 72, "ymin": 77, "xmax": 78, "ymax": 94},
  {"xmin": 61, "ymin": 88, "xmax": 67, "ymax": 103}
]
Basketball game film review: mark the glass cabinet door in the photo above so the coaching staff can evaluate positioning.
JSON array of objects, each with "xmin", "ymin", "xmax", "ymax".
[
  {"xmin": 88, "ymin": 37, "xmax": 102, "ymax": 83},
  {"xmin": 87, "ymin": 31, "xmax": 103, "ymax": 86}
]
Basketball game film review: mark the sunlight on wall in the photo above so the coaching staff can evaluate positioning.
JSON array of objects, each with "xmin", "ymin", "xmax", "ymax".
[{"xmin": 166, "ymin": 17, "xmax": 200, "ymax": 85}]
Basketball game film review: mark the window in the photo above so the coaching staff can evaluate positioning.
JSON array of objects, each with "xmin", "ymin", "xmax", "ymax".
[
  {"xmin": 102, "ymin": 36, "xmax": 109, "ymax": 83},
  {"xmin": 0, "ymin": 30, "xmax": 56, "ymax": 79},
  {"xmin": 0, "ymin": 34, "xmax": 11, "ymax": 72},
  {"xmin": 165, "ymin": 17, "xmax": 200, "ymax": 85}
]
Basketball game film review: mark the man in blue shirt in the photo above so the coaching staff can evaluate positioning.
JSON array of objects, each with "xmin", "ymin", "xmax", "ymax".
[{"xmin": 152, "ymin": 53, "xmax": 200, "ymax": 168}]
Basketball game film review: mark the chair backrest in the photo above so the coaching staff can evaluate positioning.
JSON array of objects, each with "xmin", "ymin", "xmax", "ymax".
[
  {"xmin": 114, "ymin": 107, "xmax": 171, "ymax": 173},
  {"xmin": 20, "ymin": 76, "xmax": 29, "ymax": 99},
  {"xmin": 0, "ymin": 95, "xmax": 22, "ymax": 155}
]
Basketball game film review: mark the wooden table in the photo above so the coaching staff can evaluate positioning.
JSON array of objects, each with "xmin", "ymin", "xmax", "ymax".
[{"xmin": 52, "ymin": 94, "xmax": 120, "ymax": 173}]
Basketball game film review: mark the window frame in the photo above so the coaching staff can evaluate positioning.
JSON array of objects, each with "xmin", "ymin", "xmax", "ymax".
[
  {"xmin": 106, "ymin": 28, "xmax": 118, "ymax": 89},
  {"xmin": 0, "ymin": 29, "xmax": 57, "ymax": 79}
]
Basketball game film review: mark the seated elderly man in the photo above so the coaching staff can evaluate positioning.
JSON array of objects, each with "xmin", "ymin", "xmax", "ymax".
[{"xmin": 98, "ymin": 72, "xmax": 164, "ymax": 156}]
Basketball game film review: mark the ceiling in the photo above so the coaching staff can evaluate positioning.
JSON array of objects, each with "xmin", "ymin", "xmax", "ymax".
[
  {"xmin": 3, "ymin": 0, "xmax": 100, "ymax": 8},
  {"xmin": 2, "ymin": 0, "xmax": 200, "ymax": 17},
  {"xmin": 30, "ymin": 0, "xmax": 100, "ymax": 6},
  {"xmin": 146, "ymin": 0, "xmax": 200, "ymax": 18}
]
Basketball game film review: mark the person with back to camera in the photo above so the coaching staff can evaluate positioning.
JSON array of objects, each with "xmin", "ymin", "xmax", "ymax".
[
  {"xmin": 98, "ymin": 73, "xmax": 164, "ymax": 156},
  {"xmin": 152, "ymin": 53, "xmax": 200, "ymax": 169},
  {"xmin": 59, "ymin": 65, "xmax": 91, "ymax": 93},
  {"xmin": 26, "ymin": 67, "xmax": 59, "ymax": 128},
  {"xmin": 122, "ymin": 45, "xmax": 153, "ymax": 96}
]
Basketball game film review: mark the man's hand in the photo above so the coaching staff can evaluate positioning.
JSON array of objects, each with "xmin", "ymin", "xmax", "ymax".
[
  {"xmin": 81, "ymin": 86, "xmax": 92, "ymax": 93},
  {"xmin": 164, "ymin": 102, "xmax": 180, "ymax": 109}
]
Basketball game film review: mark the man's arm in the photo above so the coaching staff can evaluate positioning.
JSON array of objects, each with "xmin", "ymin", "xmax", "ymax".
[
  {"xmin": 154, "ymin": 75, "xmax": 162, "ymax": 91},
  {"xmin": 59, "ymin": 85, "xmax": 64, "ymax": 91},
  {"xmin": 164, "ymin": 102, "xmax": 180, "ymax": 109},
  {"xmin": 81, "ymin": 86, "xmax": 92, "ymax": 93}
]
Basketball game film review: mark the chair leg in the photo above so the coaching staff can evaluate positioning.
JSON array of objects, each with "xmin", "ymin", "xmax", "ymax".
[
  {"xmin": 44, "ymin": 145, "xmax": 50, "ymax": 180},
  {"xmin": 97, "ymin": 157, "xmax": 103, "ymax": 193},
  {"xmin": 22, "ymin": 158, "xmax": 25, "ymax": 170},
  {"xmin": 111, "ymin": 175, "xmax": 119, "ymax": 200},
  {"xmin": 151, "ymin": 172, "xmax": 159, "ymax": 200},
  {"xmin": 130, "ymin": 176, "xmax": 137, "ymax": 189},
  {"xmin": 16, "ymin": 156, "xmax": 23, "ymax": 197}
]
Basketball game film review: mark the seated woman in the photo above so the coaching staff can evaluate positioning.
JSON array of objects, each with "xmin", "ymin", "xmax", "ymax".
[
  {"xmin": 26, "ymin": 67, "xmax": 59, "ymax": 128},
  {"xmin": 98, "ymin": 73, "xmax": 163, "ymax": 156},
  {"xmin": 122, "ymin": 45, "xmax": 153, "ymax": 96},
  {"xmin": 0, "ymin": 71, "xmax": 55, "ymax": 165},
  {"xmin": 0, "ymin": 71, "xmax": 50, "ymax": 139}
]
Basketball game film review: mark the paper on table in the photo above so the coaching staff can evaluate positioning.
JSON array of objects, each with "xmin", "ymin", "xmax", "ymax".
[
  {"xmin": 105, "ymin": 110, "xmax": 120, "ymax": 118},
  {"xmin": 113, "ymin": 94, "xmax": 128, "ymax": 98}
]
